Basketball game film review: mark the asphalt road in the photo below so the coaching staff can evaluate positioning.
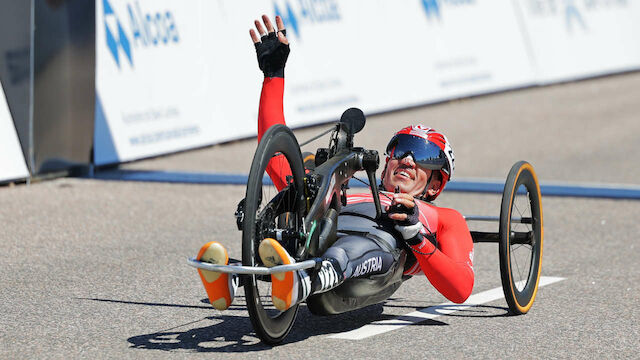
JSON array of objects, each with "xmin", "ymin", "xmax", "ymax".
[{"xmin": 1, "ymin": 72, "xmax": 639, "ymax": 358}]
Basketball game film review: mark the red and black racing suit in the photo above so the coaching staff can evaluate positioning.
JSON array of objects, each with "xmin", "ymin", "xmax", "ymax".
[{"xmin": 259, "ymin": 77, "xmax": 474, "ymax": 304}]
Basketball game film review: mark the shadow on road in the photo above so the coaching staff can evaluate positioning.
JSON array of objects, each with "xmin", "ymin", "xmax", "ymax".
[
  {"xmin": 128, "ymin": 314, "xmax": 274, "ymax": 352},
  {"xmin": 435, "ymin": 304, "xmax": 511, "ymax": 318},
  {"xmin": 382, "ymin": 301, "xmax": 512, "ymax": 318},
  {"xmin": 81, "ymin": 296, "xmax": 506, "ymax": 352},
  {"xmin": 125, "ymin": 302, "xmax": 447, "ymax": 352}
]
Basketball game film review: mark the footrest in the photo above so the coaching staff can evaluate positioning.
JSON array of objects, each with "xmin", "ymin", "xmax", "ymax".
[{"xmin": 187, "ymin": 257, "xmax": 318, "ymax": 275}]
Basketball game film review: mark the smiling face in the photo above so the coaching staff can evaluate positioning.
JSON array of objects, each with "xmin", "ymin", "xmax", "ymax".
[{"xmin": 382, "ymin": 155, "xmax": 440, "ymax": 198}]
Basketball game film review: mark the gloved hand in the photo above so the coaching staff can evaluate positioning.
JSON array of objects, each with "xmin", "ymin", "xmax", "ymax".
[
  {"xmin": 387, "ymin": 191, "xmax": 423, "ymax": 241},
  {"xmin": 250, "ymin": 15, "xmax": 290, "ymax": 78}
]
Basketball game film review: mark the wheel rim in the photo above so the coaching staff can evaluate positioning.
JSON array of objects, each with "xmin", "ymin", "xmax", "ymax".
[
  {"xmin": 510, "ymin": 170, "xmax": 542, "ymax": 310},
  {"xmin": 500, "ymin": 161, "xmax": 544, "ymax": 314},
  {"xmin": 242, "ymin": 126, "xmax": 306, "ymax": 343}
]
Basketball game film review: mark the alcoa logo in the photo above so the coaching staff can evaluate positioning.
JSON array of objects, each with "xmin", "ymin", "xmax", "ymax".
[
  {"xmin": 563, "ymin": 0, "xmax": 628, "ymax": 33},
  {"xmin": 103, "ymin": 0, "xmax": 180, "ymax": 69},
  {"xmin": 527, "ymin": 0, "xmax": 628, "ymax": 33},
  {"xmin": 421, "ymin": 0, "xmax": 475, "ymax": 20},
  {"xmin": 526, "ymin": 0, "xmax": 586, "ymax": 32},
  {"xmin": 274, "ymin": 0, "xmax": 340, "ymax": 39},
  {"xmin": 565, "ymin": 1, "xmax": 586, "ymax": 32},
  {"xmin": 103, "ymin": 0, "xmax": 132, "ymax": 67}
]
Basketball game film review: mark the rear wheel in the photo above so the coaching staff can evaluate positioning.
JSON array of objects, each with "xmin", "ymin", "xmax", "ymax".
[
  {"xmin": 499, "ymin": 161, "xmax": 544, "ymax": 315},
  {"xmin": 242, "ymin": 124, "xmax": 306, "ymax": 344}
]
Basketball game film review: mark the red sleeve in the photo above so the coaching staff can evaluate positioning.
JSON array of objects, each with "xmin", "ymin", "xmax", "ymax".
[
  {"xmin": 410, "ymin": 207, "xmax": 474, "ymax": 303},
  {"xmin": 257, "ymin": 77, "xmax": 290, "ymax": 191}
]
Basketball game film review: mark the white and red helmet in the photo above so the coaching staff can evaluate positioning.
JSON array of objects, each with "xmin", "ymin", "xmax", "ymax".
[{"xmin": 385, "ymin": 125, "xmax": 455, "ymax": 200}]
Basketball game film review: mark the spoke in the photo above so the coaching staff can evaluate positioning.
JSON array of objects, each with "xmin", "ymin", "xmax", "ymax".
[
  {"xmin": 513, "ymin": 201, "xmax": 524, "ymax": 219},
  {"xmin": 511, "ymin": 238, "xmax": 533, "ymax": 291},
  {"xmin": 512, "ymin": 232, "xmax": 526, "ymax": 288},
  {"xmin": 514, "ymin": 190, "xmax": 525, "ymax": 217},
  {"xmin": 512, "ymin": 245, "xmax": 524, "ymax": 286},
  {"xmin": 514, "ymin": 244, "xmax": 532, "ymax": 267},
  {"xmin": 511, "ymin": 244, "xmax": 525, "ymax": 252},
  {"xmin": 513, "ymin": 202, "xmax": 524, "ymax": 232}
]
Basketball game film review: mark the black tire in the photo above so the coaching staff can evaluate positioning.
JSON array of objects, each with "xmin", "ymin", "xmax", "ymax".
[
  {"xmin": 499, "ymin": 161, "xmax": 544, "ymax": 315},
  {"xmin": 242, "ymin": 124, "xmax": 306, "ymax": 344}
]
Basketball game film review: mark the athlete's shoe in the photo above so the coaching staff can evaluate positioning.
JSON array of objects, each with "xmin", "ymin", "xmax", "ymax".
[
  {"xmin": 258, "ymin": 238, "xmax": 311, "ymax": 311},
  {"xmin": 196, "ymin": 241, "xmax": 237, "ymax": 310},
  {"xmin": 302, "ymin": 151, "xmax": 316, "ymax": 171}
]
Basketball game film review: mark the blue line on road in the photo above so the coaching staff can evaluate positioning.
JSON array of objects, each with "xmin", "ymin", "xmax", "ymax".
[
  {"xmin": 90, "ymin": 169, "xmax": 640, "ymax": 200},
  {"xmin": 93, "ymin": 170, "xmax": 257, "ymax": 185}
]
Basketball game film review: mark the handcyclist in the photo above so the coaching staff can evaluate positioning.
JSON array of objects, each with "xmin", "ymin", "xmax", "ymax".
[{"xmin": 195, "ymin": 15, "xmax": 474, "ymax": 311}]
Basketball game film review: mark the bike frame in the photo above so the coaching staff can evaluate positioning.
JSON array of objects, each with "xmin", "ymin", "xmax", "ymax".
[{"xmin": 188, "ymin": 122, "xmax": 381, "ymax": 274}]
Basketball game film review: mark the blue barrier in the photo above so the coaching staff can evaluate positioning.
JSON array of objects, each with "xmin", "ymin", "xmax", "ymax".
[{"xmin": 90, "ymin": 169, "xmax": 640, "ymax": 200}]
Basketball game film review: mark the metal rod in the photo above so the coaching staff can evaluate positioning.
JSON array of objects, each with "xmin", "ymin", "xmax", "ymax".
[
  {"xmin": 470, "ymin": 231, "xmax": 533, "ymax": 244},
  {"xmin": 470, "ymin": 231, "xmax": 500, "ymax": 243},
  {"xmin": 464, "ymin": 215, "xmax": 499, "ymax": 222},
  {"xmin": 464, "ymin": 215, "xmax": 531, "ymax": 223},
  {"xmin": 187, "ymin": 258, "xmax": 318, "ymax": 275},
  {"xmin": 367, "ymin": 169, "xmax": 382, "ymax": 220}
]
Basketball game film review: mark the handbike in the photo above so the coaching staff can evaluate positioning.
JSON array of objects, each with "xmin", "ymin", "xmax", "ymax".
[{"xmin": 188, "ymin": 108, "xmax": 543, "ymax": 344}]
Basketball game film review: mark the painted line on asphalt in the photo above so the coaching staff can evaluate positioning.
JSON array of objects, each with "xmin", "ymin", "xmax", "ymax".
[
  {"xmin": 328, "ymin": 276, "xmax": 566, "ymax": 340},
  {"xmin": 89, "ymin": 170, "xmax": 640, "ymax": 199}
]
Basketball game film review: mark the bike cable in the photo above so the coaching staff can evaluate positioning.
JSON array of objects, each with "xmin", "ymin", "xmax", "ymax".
[
  {"xmin": 350, "ymin": 175, "xmax": 394, "ymax": 202},
  {"xmin": 270, "ymin": 125, "xmax": 338, "ymax": 159},
  {"xmin": 298, "ymin": 124, "xmax": 339, "ymax": 148}
]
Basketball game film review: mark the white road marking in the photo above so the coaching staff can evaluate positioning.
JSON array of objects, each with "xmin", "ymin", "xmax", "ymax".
[{"xmin": 328, "ymin": 276, "xmax": 566, "ymax": 340}]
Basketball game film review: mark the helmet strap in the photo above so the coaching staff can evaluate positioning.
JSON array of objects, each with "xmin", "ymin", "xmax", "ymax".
[
  {"xmin": 419, "ymin": 171, "xmax": 434, "ymax": 200},
  {"xmin": 379, "ymin": 157, "xmax": 390, "ymax": 190}
]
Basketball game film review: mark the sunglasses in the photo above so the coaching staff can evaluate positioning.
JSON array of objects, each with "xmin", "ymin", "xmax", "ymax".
[{"xmin": 386, "ymin": 134, "xmax": 448, "ymax": 171}]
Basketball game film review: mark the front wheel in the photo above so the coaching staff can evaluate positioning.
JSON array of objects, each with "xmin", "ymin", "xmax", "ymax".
[
  {"xmin": 499, "ymin": 161, "xmax": 544, "ymax": 315},
  {"xmin": 242, "ymin": 124, "xmax": 306, "ymax": 344}
]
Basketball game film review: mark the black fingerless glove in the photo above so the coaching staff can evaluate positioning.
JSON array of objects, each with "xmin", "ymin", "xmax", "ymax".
[
  {"xmin": 390, "ymin": 202, "xmax": 424, "ymax": 241},
  {"xmin": 255, "ymin": 30, "xmax": 290, "ymax": 78}
]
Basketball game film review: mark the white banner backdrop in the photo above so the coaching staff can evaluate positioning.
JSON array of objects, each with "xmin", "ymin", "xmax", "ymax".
[
  {"xmin": 95, "ymin": 0, "xmax": 225, "ymax": 165},
  {"xmin": 515, "ymin": 0, "xmax": 640, "ymax": 83},
  {"xmin": 94, "ymin": 0, "xmax": 361, "ymax": 165},
  {"xmin": 337, "ymin": 0, "xmax": 535, "ymax": 113},
  {"xmin": 0, "ymin": 83, "xmax": 28, "ymax": 182},
  {"xmin": 246, "ymin": 0, "xmax": 534, "ymax": 125},
  {"xmin": 208, "ymin": 0, "xmax": 364, "ymax": 129},
  {"xmin": 94, "ymin": 0, "xmax": 536, "ymax": 165}
]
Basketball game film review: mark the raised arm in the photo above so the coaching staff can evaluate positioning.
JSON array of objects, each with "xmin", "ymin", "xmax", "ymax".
[{"xmin": 251, "ymin": 15, "xmax": 291, "ymax": 190}]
